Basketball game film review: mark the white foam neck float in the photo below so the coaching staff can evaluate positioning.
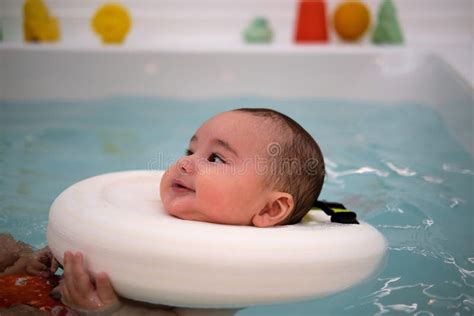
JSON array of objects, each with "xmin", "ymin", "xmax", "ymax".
[{"xmin": 47, "ymin": 170, "xmax": 387, "ymax": 308}]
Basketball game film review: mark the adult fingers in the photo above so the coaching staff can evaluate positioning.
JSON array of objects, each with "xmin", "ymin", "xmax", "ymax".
[
  {"xmin": 38, "ymin": 253, "xmax": 52, "ymax": 266},
  {"xmin": 96, "ymin": 273, "xmax": 118, "ymax": 305},
  {"xmin": 37, "ymin": 247, "xmax": 52, "ymax": 264},
  {"xmin": 51, "ymin": 256, "xmax": 59, "ymax": 273},
  {"xmin": 25, "ymin": 260, "xmax": 48, "ymax": 276},
  {"xmin": 0, "ymin": 253, "xmax": 19, "ymax": 271},
  {"xmin": 63, "ymin": 251, "xmax": 78, "ymax": 303},
  {"xmin": 50, "ymin": 284, "xmax": 62, "ymax": 300},
  {"xmin": 59, "ymin": 279, "xmax": 72, "ymax": 306},
  {"xmin": 70, "ymin": 252, "xmax": 104, "ymax": 309},
  {"xmin": 72, "ymin": 253, "xmax": 95, "ymax": 298}
]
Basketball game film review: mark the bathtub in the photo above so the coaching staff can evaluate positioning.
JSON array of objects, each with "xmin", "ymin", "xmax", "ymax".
[
  {"xmin": 0, "ymin": 46, "xmax": 473, "ymax": 315},
  {"xmin": 1, "ymin": 46, "xmax": 471, "ymax": 153}
]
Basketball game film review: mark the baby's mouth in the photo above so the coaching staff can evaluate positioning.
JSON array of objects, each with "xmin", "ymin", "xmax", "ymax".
[{"xmin": 171, "ymin": 179, "xmax": 195, "ymax": 193}]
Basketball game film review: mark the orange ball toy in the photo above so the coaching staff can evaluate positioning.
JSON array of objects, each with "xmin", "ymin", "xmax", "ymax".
[{"xmin": 333, "ymin": 1, "xmax": 370, "ymax": 41}]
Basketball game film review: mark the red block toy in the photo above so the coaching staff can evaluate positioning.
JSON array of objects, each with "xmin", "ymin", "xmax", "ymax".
[{"xmin": 294, "ymin": 0, "xmax": 328, "ymax": 43}]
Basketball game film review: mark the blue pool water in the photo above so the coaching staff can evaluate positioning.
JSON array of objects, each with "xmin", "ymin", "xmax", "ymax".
[{"xmin": 1, "ymin": 97, "xmax": 473, "ymax": 315}]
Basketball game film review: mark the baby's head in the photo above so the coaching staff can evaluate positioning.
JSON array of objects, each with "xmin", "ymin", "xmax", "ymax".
[{"xmin": 160, "ymin": 108, "xmax": 325, "ymax": 227}]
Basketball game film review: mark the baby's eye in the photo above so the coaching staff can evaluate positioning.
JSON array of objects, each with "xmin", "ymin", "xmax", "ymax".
[
  {"xmin": 185, "ymin": 149, "xmax": 193, "ymax": 156},
  {"xmin": 208, "ymin": 153, "xmax": 226, "ymax": 164}
]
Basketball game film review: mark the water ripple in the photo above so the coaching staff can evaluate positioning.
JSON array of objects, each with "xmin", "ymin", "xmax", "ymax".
[
  {"xmin": 441, "ymin": 252, "xmax": 474, "ymax": 288},
  {"xmin": 439, "ymin": 194, "xmax": 465, "ymax": 208},
  {"xmin": 329, "ymin": 166, "xmax": 390, "ymax": 178},
  {"xmin": 442, "ymin": 163, "xmax": 474, "ymax": 176},
  {"xmin": 449, "ymin": 197, "xmax": 465, "ymax": 208},
  {"xmin": 364, "ymin": 277, "xmax": 473, "ymax": 315},
  {"xmin": 377, "ymin": 218, "xmax": 434, "ymax": 230},
  {"xmin": 365, "ymin": 277, "xmax": 434, "ymax": 315},
  {"xmin": 414, "ymin": 311, "xmax": 434, "ymax": 316},
  {"xmin": 388, "ymin": 303, "xmax": 418, "ymax": 313},
  {"xmin": 422, "ymin": 175, "xmax": 443, "ymax": 184},
  {"xmin": 385, "ymin": 161, "xmax": 417, "ymax": 177},
  {"xmin": 324, "ymin": 158, "xmax": 338, "ymax": 168}
]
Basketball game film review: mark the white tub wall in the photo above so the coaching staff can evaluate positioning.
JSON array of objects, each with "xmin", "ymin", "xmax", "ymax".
[
  {"xmin": 0, "ymin": 48, "xmax": 472, "ymax": 155},
  {"xmin": 0, "ymin": 0, "xmax": 472, "ymax": 83},
  {"xmin": 0, "ymin": 48, "xmax": 460, "ymax": 102}
]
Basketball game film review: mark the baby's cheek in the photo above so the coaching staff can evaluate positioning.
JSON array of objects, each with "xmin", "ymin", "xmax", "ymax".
[
  {"xmin": 160, "ymin": 166, "xmax": 181, "ymax": 213},
  {"xmin": 159, "ymin": 170, "xmax": 168, "ymax": 196},
  {"xmin": 196, "ymin": 178, "xmax": 251, "ymax": 224},
  {"xmin": 159, "ymin": 169, "xmax": 172, "ymax": 199},
  {"xmin": 196, "ymin": 184, "xmax": 224, "ymax": 210}
]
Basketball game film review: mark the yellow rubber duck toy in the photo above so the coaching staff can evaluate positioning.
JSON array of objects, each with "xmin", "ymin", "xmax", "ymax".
[
  {"xmin": 92, "ymin": 3, "xmax": 132, "ymax": 44},
  {"xmin": 23, "ymin": 0, "xmax": 60, "ymax": 42},
  {"xmin": 333, "ymin": 0, "xmax": 371, "ymax": 42}
]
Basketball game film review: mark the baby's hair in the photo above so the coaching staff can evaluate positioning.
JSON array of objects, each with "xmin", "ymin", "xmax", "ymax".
[{"xmin": 233, "ymin": 108, "xmax": 325, "ymax": 225}]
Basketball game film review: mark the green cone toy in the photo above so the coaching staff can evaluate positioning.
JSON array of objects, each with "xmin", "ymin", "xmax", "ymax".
[{"xmin": 372, "ymin": 0, "xmax": 404, "ymax": 44}]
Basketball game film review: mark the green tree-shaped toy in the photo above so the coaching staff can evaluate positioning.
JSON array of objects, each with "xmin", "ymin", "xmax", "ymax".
[
  {"xmin": 243, "ymin": 17, "xmax": 273, "ymax": 43},
  {"xmin": 372, "ymin": 0, "xmax": 404, "ymax": 44}
]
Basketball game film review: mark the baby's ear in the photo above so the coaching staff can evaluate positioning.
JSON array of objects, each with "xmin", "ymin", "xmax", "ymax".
[{"xmin": 252, "ymin": 192, "xmax": 294, "ymax": 227}]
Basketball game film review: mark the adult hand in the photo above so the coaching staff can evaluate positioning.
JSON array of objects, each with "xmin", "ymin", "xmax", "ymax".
[
  {"xmin": 25, "ymin": 246, "xmax": 59, "ymax": 277},
  {"xmin": 60, "ymin": 251, "xmax": 119, "ymax": 311},
  {"xmin": 0, "ymin": 252, "xmax": 19, "ymax": 273},
  {"xmin": 0, "ymin": 233, "xmax": 32, "ymax": 274},
  {"xmin": 0, "ymin": 233, "xmax": 21, "ymax": 273}
]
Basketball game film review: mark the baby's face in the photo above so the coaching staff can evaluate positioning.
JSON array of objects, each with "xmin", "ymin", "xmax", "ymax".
[{"xmin": 160, "ymin": 111, "xmax": 274, "ymax": 225}]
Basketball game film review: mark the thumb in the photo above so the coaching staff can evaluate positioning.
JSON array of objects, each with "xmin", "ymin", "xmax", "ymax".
[
  {"xmin": 51, "ymin": 257, "xmax": 59, "ymax": 273},
  {"xmin": 96, "ymin": 272, "xmax": 118, "ymax": 305}
]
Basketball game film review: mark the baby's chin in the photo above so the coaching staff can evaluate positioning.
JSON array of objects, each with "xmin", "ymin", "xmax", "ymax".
[
  {"xmin": 165, "ymin": 206, "xmax": 209, "ymax": 223},
  {"xmin": 161, "ymin": 199, "xmax": 180, "ymax": 217},
  {"xmin": 162, "ymin": 199, "xmax": 195, "ymax": 219}
]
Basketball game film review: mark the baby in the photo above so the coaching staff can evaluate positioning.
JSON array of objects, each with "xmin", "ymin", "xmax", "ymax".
[
  {"xmin": 57, "ymin": 108, "xmax": 326, "ymax": 315},
  {"xmin": 160, "ymin": 108, "xmax": 325, "ymax": 226}
]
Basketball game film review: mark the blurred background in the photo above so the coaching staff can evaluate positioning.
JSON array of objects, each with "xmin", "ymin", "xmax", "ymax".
[{"xmin": 0, "ymin": 0, "xmax": 472, "ymax": 83}]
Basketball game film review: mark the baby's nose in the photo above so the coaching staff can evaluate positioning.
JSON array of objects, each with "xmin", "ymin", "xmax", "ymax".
[{"xmin": 177, "ymin": 156, "xmax": 195, "ymax": 174}]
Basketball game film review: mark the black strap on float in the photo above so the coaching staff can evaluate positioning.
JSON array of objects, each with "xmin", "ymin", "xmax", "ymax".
[{"xmin": 312, "ymin": 200, "xmax": 359, "ymax": 224}]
